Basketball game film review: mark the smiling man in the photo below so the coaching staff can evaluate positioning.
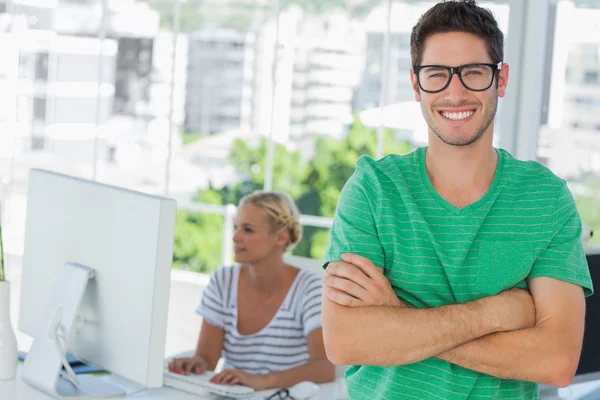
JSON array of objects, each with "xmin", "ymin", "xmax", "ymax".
[{"xmin": 321, "ymin": 1, "xmax": 594, "ymax": 400}]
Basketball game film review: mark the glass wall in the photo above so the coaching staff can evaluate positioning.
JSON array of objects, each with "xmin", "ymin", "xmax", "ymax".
[
  {"xmin": 12, "ymin": 0, "xmax": 600, "ymax": 359},
  {"xmin": 0, "ymin": 0, "xmax": 532, "ymax": 277},
  {"xmin": 0, "ymin": 0, "xmax": 513, "ymax": 273},
  {"xmin": 538, "ymin": 0, "xmax": 600, "ymax": 245}
]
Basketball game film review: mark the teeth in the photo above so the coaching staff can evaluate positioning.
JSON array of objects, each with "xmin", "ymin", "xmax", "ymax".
[{"xmin": 441, "ymin": 111, "xmax": 475, "ymax": 121}]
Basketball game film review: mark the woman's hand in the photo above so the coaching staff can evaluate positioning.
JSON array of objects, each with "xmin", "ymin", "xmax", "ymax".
[
  {"xmin": 210, "ymin": 369, "xmax": 271, "ymax": 390},
  {"xmin": 168, "ymin": 355, "xmax": 209, "ymax": 375}
]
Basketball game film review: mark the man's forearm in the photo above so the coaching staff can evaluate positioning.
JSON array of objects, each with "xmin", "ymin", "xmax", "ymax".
[
  {"xmin": 436, "ymin": 279, "xmax": 585, "ymax": 388},
  {"xmin": 323, "ymin": 294, "xmax": 507, "ymax": 366},
  {"xmin": 437, "ymin": 326, "xmax": 578, "ymax": 387}
]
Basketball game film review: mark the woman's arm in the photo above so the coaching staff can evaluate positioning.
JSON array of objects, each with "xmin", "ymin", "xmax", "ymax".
[
  {"xmin": 210, "ymin": 328, "xmax": 335, "ymax": 389},
  {"xmin": 195, "ymin": 320, "xmax": 225, "ymax": 370},
  {"xmin": 266, "ymin": 328, "xmax": 336, "ymax": 387},
  {"xmin": 169, "ymin": 320, "xmax": 224, "ymax": 375}
]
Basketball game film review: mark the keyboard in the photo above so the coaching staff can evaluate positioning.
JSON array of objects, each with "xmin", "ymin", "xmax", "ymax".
[{"xmin": 163, "ymin": 368, "xmax": 256, "ymax": 399}]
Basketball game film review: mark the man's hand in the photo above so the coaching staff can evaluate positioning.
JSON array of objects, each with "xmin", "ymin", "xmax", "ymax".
[
  {"xmin": 324, "ymin": 254, "xmax": 535, "ymax": 331},
  {"xmin": 324, "ymin": 253, "xmax": 403, "ymax": 307}
]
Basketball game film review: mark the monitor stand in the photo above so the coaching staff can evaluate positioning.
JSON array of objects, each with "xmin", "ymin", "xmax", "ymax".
[{"xmin": 21, "ymin": 263, "xmax": 127, "ymax": 399}]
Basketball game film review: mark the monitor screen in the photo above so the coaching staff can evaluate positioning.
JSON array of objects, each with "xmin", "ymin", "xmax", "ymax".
[{"xmin": 573, "ymin": 251, "xmax": 600, "ymax": 383}]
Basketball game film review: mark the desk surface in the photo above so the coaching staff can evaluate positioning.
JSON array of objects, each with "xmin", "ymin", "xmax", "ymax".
[
  {"xmin": 6, "ymin": 374, "xmax": 600, "ymax": 399},
  {"xmin": 0, "ymin": 374, "xmax": 344, "ymax": 400}
]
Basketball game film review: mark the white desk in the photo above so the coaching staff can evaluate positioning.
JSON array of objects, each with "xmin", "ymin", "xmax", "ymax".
[
  {"xmin": 6, "ymin": 373, "xmax": 600, "ymax": 400},
  {"xmin": 0, "ymin": 371, "xmax": 344, "ymax": 400}
]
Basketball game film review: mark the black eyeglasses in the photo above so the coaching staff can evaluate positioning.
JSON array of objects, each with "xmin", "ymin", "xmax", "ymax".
[
  {"xmin": 413, "ymin": 62, "xmax": 503, "ymax": 93},
  {"xmin": 266, "ymin": 388, "xmax": 296, "ymax": 400}
]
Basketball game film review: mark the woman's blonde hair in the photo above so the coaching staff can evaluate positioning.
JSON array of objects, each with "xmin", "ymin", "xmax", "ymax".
[{"xmin": 239, "ymin": 191, "xmax": 302, "ymax": 251}]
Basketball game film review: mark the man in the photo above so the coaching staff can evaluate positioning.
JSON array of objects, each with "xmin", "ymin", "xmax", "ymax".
[{"xmin": 321, "ymin": 1, "xmax": 594, "ymax": 399}]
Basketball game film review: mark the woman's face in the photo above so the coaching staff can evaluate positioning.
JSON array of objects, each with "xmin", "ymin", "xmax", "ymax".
[{"xmin": 232, "ymin": 204, "xmax": 288, "ymax": 264}]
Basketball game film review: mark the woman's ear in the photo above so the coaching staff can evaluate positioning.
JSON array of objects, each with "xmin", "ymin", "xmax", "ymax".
[{"xmin": 276, "ymin": 230, "xmax": 290, "ymax": 248}]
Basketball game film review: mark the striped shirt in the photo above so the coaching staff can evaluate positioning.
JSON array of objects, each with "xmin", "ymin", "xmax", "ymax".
[
  {"xmin": 196, "ymin": 265, "xmax": 323, "ymax": 374},
  {"xmin": 324, "ymin": 147, "xmax": 593, "ymax": 400}
]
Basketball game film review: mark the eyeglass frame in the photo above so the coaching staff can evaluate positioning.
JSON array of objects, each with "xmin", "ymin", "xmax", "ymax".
[
  {"xmin": 412, "ymin": 62, "xmax": 503, "ymax": 93},
  {"xmin": 266, "ymin": 387, "xmax": 297, "ymax": 400}
]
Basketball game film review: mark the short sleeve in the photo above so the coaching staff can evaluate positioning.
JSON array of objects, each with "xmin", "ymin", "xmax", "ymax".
[
  {"xmin": 324, "ymin": 156, "xmax": 385, "ymax": 269},
  {"xmin": 300, "ymin": 272, "xmax": 323, "ymax": 336},
  {"xmin": 529, "ymin": 184, "xmax": 594, "ymax": 297},
  {"xmin": 196, "ymin": 267, "xmax": 227, "ymax": 328}
]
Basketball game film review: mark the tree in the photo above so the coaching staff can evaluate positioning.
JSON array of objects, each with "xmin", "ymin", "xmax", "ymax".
[
  {"xmin": 172, "ymin": 116, "xmax": 411, "ymax": 273},
  {"xmin": 226, "ymin": 139, "xmax": 310, "ymax": 200},
  {"xmin": 297, "ymin": 116, "xmax": 411, "ymax": 258},
  {"xmin": 171, "ymin": 139, "xmax": 310, "ymax": 273},
  {"xmin": 574, "ymin": 178, "xmax": 600, "ymax": 245},
  {"xmin": 146, "ymin": 0, "xmax": 384, "ymax": 31},
  {"xmin": 172, "ymin": 189, "xmax": 224, "ymax": 272}
]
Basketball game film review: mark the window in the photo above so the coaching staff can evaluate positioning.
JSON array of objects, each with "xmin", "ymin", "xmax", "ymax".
[
  {"xmin": 580, "ymin": 43, "xmax": 600, "ymax": 63},
  {"xmin": 584, "ymin": 71, "xmax": 599, "ymax": 84},
  {"xmin": 539, "ymin": 1, "xmax": 600, "ymax": 244},
  {"xmin": 34, "ymin": 53, "xmax": 48, "ymax": 82},
  {"xmin": 32, "ymin": 97, "xmax": 46, "ymax": 123},
  {"xmin": 4, "ymin": 0, "xmax": 517, "ymax": 359}
]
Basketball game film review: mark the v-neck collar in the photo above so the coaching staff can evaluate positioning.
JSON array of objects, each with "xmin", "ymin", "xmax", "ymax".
[
  {"xmin": 231, "ymin": 264, "xmax": 303, "ymax": 338},
  {"xmin": 418, "ymin": 146, "xmax": 504, "ymax": 216}
]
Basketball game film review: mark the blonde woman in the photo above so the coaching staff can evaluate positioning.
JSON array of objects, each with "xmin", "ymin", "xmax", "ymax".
[{"xmin": 168, "ymin": 191, "xmax": 335, "ymax": 390}]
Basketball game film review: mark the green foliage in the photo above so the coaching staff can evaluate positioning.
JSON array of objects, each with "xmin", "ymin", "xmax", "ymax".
[
  {"xmin": 574, "ymin": 179, "xmax": 600, "ymax": 245},
  {"xmin": 172, "ymin": 190, "xmax": 224, "ymax": 273},
  {"xmin": 225, "ymin": 139, "xmax": 310, "ymax": 200},
  {"xmin": 182, "ymin": 133, "xmax": 203, "ymax": 146},
  {"xmin": 171, "ymin": 116, "xmax": 412, "ymax": 273},
  {"xmin": 147, "ymin": 1, "xmax": 267, "ymax": 32},
  {"xmin": 147, "ymin": 0, "xmax": 386, "ymax": 32}
]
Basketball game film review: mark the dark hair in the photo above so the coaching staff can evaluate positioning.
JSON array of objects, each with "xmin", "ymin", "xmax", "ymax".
[{"xmin": 410, "ymin": 0, "xmax": 504, "ymax": 66}]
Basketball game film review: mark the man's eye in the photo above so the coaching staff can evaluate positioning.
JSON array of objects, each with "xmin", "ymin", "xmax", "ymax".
[{"xmin": 428, "ymin": 73, "xmax": 447, "ymax": 79}]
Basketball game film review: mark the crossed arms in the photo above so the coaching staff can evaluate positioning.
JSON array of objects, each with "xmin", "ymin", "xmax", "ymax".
[{"xmin": 322, "ymin": 254, "xmax": 586, "ymax": 388}]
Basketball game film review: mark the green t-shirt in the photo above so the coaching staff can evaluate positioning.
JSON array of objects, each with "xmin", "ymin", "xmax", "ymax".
[{"xmin": 324, "ymin": 147, "xmax": 594, "ymax": 400}]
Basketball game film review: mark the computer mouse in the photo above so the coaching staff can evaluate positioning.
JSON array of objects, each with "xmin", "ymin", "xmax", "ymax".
[{"xmin": 289, "ymin": 381, "xmax": 320, "ymax": 399}]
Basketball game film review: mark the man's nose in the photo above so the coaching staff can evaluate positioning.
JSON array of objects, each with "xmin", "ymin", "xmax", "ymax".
[{"xmin": 443, "ymin": 73, "xmax": 469, "ymax": 102}]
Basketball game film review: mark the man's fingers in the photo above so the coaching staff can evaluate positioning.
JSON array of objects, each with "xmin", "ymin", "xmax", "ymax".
[
  {"xmin": 325, "ymin": 287, "xmax": 364, "ymax": 307},
  {"xmin": 341, "ymin": 253, "xmax": 382, "ymax": 279},
  {"xmin": 326, "ymin": 263, "xmax": 371, "ymax": 290},
  {"xmin": 323, "ymin": 275, "xmax": 367, "ymax": 300}
]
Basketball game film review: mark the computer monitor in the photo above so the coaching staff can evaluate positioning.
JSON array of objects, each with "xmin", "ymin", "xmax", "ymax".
[
  {"xmin": 571, "ymin": 249, "xmax": 600, "ymax": 384},
  {"xmin": 18, "ymin": 169, "xmax": 177, "ymax": 398}
]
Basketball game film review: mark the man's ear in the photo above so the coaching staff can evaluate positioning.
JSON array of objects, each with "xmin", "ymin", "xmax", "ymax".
[
  {"xmin": 497, "ymin": 63, "xmax": 509, "ymax": 98},
  {"xmin": 410, "ymin": 69, "xmax": 421, "ymax": 102}
]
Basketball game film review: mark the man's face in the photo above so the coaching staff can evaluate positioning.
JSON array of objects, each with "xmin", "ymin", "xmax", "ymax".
[{"xmin": 410, "ymin": 32, "xmax": 509, "ymax": 147}]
